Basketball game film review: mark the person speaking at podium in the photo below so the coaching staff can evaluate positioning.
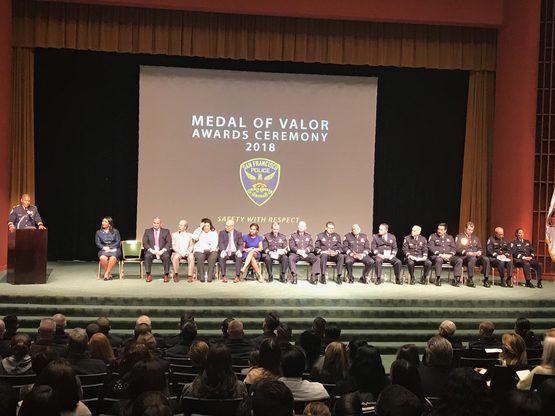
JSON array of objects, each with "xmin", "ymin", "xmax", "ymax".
[{"xmin": 7, "ymin": 193, "xmax": 46, "ymax": 231}]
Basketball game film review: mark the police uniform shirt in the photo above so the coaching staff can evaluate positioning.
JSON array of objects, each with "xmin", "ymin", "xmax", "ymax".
[
  {"xmin": 263, "ymin": 232, "xmax": 288, "ymax": 253},
  {"xmin": 455, "ymin": 233, "xmax": 482, "ymax": 255},
  {"xmin": 315, "ymin": 232, "xmax": 343, "ymax": 254},
  {"xmin": 427, "ymin": 233, "xmax": 457, "ymax": 256},
  {"xmin": 343, "ymin": 233, "xmax": 370, "ymax": 256},
  {"xmin": 289, "ymin": 232, "xmax": 314, "ymax": 253},
  {"xmin": 402, "ymin": 235, "xmax": 428, "ymax": 258},
  {"xmin": 8, "ymin": 204, "xmax": 43, "ymax": 230},
  {"xmin": 486, "ymin": 236, "xmax": 512, "ymax": 257},
  {"xmin": 511, "ymin": 239, "xmax": 535, "ymax": 259},
  {"xmin": 371, "ymin": 233, "xmax": 398, "ymax": 256}
]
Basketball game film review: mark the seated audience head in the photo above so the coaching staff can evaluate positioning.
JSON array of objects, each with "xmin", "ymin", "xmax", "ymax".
[
  {"xmin": 424, "ymin": 336, "xmax": 453, "ymax": 367},
  {"xmin": 333, "ymin": 393, "xmax": 363, "ymax": 416},
  {"xmin": 541, "ymin": 332, "xmax": 555, "ymax": 368},
  {"xmin": 96, "ymin": 316, "xmax": 112, "ymax": 334},
  {"xmin": 52, "ymin": 313, "xmax": 66, "ymax": 334},
  {"xmin": 250, "ymin": 379, "xmax": 294, "ymax": 416},
  {"xmin": 312, "ymin": 316, "xmax": 326, "ymax": 338},
  {"xmin": 37, "ymin": 318, "xmax": 56, "ymax": 340},
  {"xmin": 180, "ymin": 312, "xmax": 195, "ymax": 327},
  {"xmin": 189, "ymin": 340, "xmax": 209, "ymax": 370},
  {"xmin": 350, "ymin": 345, "xmax": 388, "ymax": 396},
  {"xmin": 281, "ymin": 345, "xmax": 306, "ymax": 378},
  {"xmin": 323, "ymin": 341, "xmax": 350, "ymax": 381},
  {"xmin": 276, "ymin": 322, "xmax": 293, "ymax": 345},
  {"xmin": 259, "ymin": 338, "xmax": 282, "ymax": 375},
  {"xmin": 30, "ymin": 347, "xmax": 58, "ymax": 375},
  {"xmin": 389, "ymin": 359, "xmax": 423, "ymax": 399},
  {"xmin": 248, "ymin": 350, "xmax": 260, "ymax": 368},
  {"xmin": 497, "ymin": 389, "xmax": 542, "ymax": 416},
  {"xmin": 515, "ymin": 317, "xmax": 532, "ymax": 337},
  {"xmin": 134, "ymin": 323, "xmax": 152, "ymax": 339},
  {"xmin": 130, "ymin": 391, "xmax": 172, "ymax": 416},
  {"xmin": 193, "ymin": 343, "xmax": 238, "ymax": 398},
  {"xmin": 67, "ymin": 328, "xmax": 88, "ymax": 354},
  {"xmin": 118, "ymin": 341, "xmax": 151, "ymax": 375},
  {"xmin": 221, "ymin": 317, "xmax": 234, "ymax": 339},
  {"xmin": 478, "ymin": 320, "xmax": 495, "ymax": 337},
  {"xmin": 438, "ymin": 320, "xmax": 457, "ymax": 338},
  {"xmin": 128, "ymin": 358, "xmax": 168, "ymax": 399},
  {"xmin": 10, "ymin": 333, "xmax": 31, "ymax": 360},
  {"xmin": 18, "ymin": 385, "xmax": 58, "ymax": 416},
  {"xmin": 347, "ymin": 339, "xmax": 368, "ymax": 363},
  {"xmin": 324, "ymin": 324, "xmax": 341, "ymax": 343},
  {"xmin": 375, "ymin": 385, "xmax": 422, "ymax": 416},
  {"xmin": 299, "ymin": 330, "xmax": 322, "ymax": 370},
  {"xmin": 263, "ymin": 312, "xmax": 280, "ymax": 334},
  {"xmin": 35, "ymin": 358, "xmax": 81, "ymax": 412},
  {"xmin": 303, "ymin": 401, "xmax": 331, "ymax": 416},
  {"xmin": 396, "ymin": 344, "xmax": 420, "ymax": 368},
  {"xmin": 3, "ymin": 315, "xmax": 19, "ymax": 338},
  {"xmin": 500, "ymin": 333, "xmax": 528, "ymax": 368},
  {"xmin": 181, "ymin": 320, "xmax": 198, "ymax": 345},
  {"xmin": 136, "ymin": 315, "xmax": 152, "ymax": 328},
  {"xmin": 136, "ymin": 332, "xmax": 157, "ymax": 352},
  {"xmin": 89, "ymin": 332, "xmax": 115, "ymax": 363},
  {"xmin": 86, "ymin": 322, "xmax": 100, "ymax": 339},
  {"xmin": 227, "ymin": 319, "xmax": 245, "ymax": 339}
]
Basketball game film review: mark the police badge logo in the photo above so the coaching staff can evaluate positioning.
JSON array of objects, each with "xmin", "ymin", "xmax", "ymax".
[{"xmin": 240, "ymin": 158, "xmax": 280, "ymax": 206}]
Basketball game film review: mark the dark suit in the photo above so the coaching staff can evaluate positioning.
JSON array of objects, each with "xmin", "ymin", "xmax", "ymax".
[
  {"xmin": 224, "ymin": 338, "xmax": 256, "ymax": 361},
  {"xmin": 142, "ymin": 227, "xmax": 172, "ymax": 275},
  {"xmin": 468, "ymin": 335, "xmax": 502, "ymax": 349},
  {"xmin": 66, "ymin": 352, "xmax": 108, "ymax": 375},
  {"xmin": 218, "ymin": 229, "xmax": 244, "ymax": 278}
]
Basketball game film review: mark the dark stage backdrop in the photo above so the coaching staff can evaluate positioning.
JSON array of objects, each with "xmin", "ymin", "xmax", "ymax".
[{"xmin": 34, "ymin": 49, "xmax": 467, "ymax": 261}]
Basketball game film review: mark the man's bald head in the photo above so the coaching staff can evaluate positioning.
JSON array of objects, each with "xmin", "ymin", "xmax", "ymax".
[
  {"xmin": 227, "ymin": 320, "xmax": 244, "ymax": 339},
  {"xmin": 438, "ymin": 320, "xmax": 457, "ymax": 337},
  {"xmin": 52, "ymin": 314, "xmax": 67, "ymax": 330},
  {"xmin": 136, "ymin": 315, "xmax": 152, "ymax": 328},
  {"xmin": 38, "ymin": 318, "xmax": 56, "ymax": 340}
]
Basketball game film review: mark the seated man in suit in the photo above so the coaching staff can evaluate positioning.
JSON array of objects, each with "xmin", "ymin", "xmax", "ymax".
[
  {"xmin": 371, "ymin": 223, "xmax": 402, "ymax": 285},
  {"xmin": 142, "ymin": 217, "xmax": 172, "ymax": 283},
  {"xmin": 65, "ymin": 328, "xmax": 107, "ymax": 375},
  {"xmin": 170, "ymin": 219, "xmax": 195, "ymax": 283},
  {"xmin": 468, "ymin": 320, "xmax": 502, "ymax": 349},
  {"xmin": 224, "ymin": 319, "xmax": 256, "ymax": 361},
  {"xmin": 455, "ymin": 221, "xmax": 491, "ymax": 288},
  {"xmin": 218, "ymin": 220, "xmax": 244, "ymax": 283}
]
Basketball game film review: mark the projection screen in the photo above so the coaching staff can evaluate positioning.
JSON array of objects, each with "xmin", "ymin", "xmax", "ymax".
[{"xmin": 137, "ymin": 66, "xmax": 377, "ymax": 237}]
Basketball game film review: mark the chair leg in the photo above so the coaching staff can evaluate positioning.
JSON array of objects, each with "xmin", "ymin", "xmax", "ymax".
[{"xmin": 97, "ymin": 262, "xmax": 102, "ymax": 279}]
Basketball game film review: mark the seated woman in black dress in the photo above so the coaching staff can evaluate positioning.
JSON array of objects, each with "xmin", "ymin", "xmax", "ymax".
[{"xmin": 95, "ymin": 216, "xmax": 121, "ymax": 280}]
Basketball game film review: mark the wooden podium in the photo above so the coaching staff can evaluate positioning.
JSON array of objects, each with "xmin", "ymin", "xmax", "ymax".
[{"xmin": 7, "ymin": 229, "xmax": 48, "ymax": 284}]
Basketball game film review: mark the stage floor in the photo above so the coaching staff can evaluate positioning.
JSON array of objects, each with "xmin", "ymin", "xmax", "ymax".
[{"xmin": 0, "ymin": 261, "xmax": 552, "ymax": 301}]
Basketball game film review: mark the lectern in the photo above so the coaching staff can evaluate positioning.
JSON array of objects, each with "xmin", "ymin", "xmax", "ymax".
[{"xmin": 7, "ymin": 229, "xmax": 48, "ymax": 284}]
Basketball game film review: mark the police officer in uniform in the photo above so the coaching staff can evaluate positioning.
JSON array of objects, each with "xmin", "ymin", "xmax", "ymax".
[
  {"xmin": 511, "ymin": 228, "xmax": 543, "ymax": 288},
  {"xmin": 314, "ymin": 221, "xmax": 345, "ymax": 285},
  {"xmin": 288, "ymin": 221, "xmax": 321, "ymax": 285},
  {"xmin": 343, "ymin": 224, "xmax": 374, "ymax": 284},
  {"xmin": 486, "ymin": 227, "xmax": 514, "ymax": 287},
  {"xmin": 8, "ymin": 194, "xmax": 46, "ymax": 231},
  {"xmin": 402, "ymin": 225, "xmax": 432, "ymax": 285},
  {"xmin": 455, "ymin": 221, "xmax": 491, "ymax": 288},
  {"xmin": 428, "ymin": 222, "xmax": 462, "ymax": 286},
  {"xmin": 371, "ymin": 223, "xmax": 402, "ymax": 285},
  {"xmin": 262, "ymin": 222, "xmax": 289, "ymax": 283}
]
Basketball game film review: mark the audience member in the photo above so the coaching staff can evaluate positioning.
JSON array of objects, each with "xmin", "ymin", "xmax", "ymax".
[
  {"xmin": 33, "ymin": 358, "xmax": 92, "ymax": 415},
  {"xmin": 0, "ymin": 334, "xmax": 32, "ymax": 375},
  {"xmin": 515, "ymin": 317, "xmax": 543, "ymax": 349},
  {"xmin": 180, "ymin": 344, "xmax": 248, "ymax": 401},
  {"xmin": 347, "ymin": 339, "xmax": 368, "ymax": 363},
  {"xmin": 333, "ymin": 393, "xmax": 364, "ymax": 416},
  {"xmin": 336, "ymin": 345, "xmax": 389, "ymax": 400},
  {"xmin": 65, "ymin": 328, "xmax": 107, "ymax": 375},
  {"xmin": 89, "ymin": 332, "xmax": 116, "ymax": 367},
  {"xmin": 497, "ymin": 389, "xmax": 542, "ymax": 416},
  {"xmin": 299, "ymin": 330, "xmax": 322, "ymax": 372},
  {"xmin": 165, "ymin": 321, "xmax": 197, "ymax": 358},
  {"xmin": 303, "ymin": 401, "xmax": 331, "ymax": 416},
  {"xmin": 252, "ymin": 312, "xmax": 280, "ymax": 347},
  {"xmin": 419, "ymin": 336, "xmax": 452, "ymax": 397},
  {"xmin": 0, "ymin": 319, "xmax": 8, "ymax": 358},
  {"xmin": 499, "ymin": 332, "xmax": 528, "ymax": 369},
  {"xmin": 165, "ymin": 313, "xmax": 194, "ymax": 348},
  {"xmin": 210, "ymin": 317, "xmax": 234, "ymax": 344},
  {"xmin": 30, "ymin": 318, "xmax": 68, "ymax": 357},
  {"xmin": 245, "ymin": 338, "xmax": 281, "ymax": 384},
  {"xmin": 249, "ymin": 379, "xmax": 294, "ymax": 416},
  {"xmin": 310, "ymin": 341, "xmax": 350, "ymax": 384},
  {"xmin": 224, "ymin": 320, "xmax": 256, "ymax": 360},
  {"xmin": 85, "ymin": 322, "xmax": 100, "ymax": 340},
  {"xmin": 396, "ymin": 344, "xmax": 420, "ymax": 368},
  {"xmin": 52, "ymin": 313, "xmax": 69, "ymax": 345},
  {"xmin": 437, "ymin": 320, "xmax": 463, "ymax": 349},
  {"xmin": 129, "ymin": 390, "xmax": 173, "ymax": 416},
  {"xmin": 321, "ymin": 324, "xmax": 341, "ymax": 353},
  {"xmin": 430, "ymin": 367, "xmax": 494, "ymax": 416},
  {"xmin": 469, "ymin": 321, "xmax": 502, "ymax": 349},
  {"xmin": 389, "ymin": 359, "xmax": 424, "ymax": 400},
  {"xmin": 18, "ymin": 385, "xmax": 58, "ymax": 416},
  {"xmin": 135, "ymin": 332, "xmax": 169, "ymax": 371},
  {"xmin": 96, "ymin": 316, "xmax": 123, "ymax": 348},
  {"xmin": 517, "ymin": 331, "xmax": 555, "ymax": 390},
  {"xmin": 189, "ymin": 340, "xmax": 209, "ymax": 373},
  {"xmin": 375, "ymin": 384, "xmax": 423, "ymax": 416},
  {"xmin": 312, "ymin": 317, "xmax": 327, "ymax": 341},
  {"xmin": 279, "ymin": 345, "xmax": 329, "ymax": 401},
  {"xmin": 276, "ymin": 322, "xmax": 293, "ymax": 347},
  {"xmin": 3, "ymin": 315, "xmax": 19, "ymax": 340}
]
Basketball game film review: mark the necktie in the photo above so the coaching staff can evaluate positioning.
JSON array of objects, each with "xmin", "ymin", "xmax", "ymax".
[
  {"xmin": 226, "ymin": 232, "xmax": 234, "ymax": 256},
  {"xmin": 154, "ymin": 229, "xmax": 160, "ymax": 249}
]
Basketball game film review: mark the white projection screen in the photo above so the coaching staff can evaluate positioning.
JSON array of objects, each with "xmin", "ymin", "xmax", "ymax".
[{"xmin": 138, "ymin": 66, "xmax": 377, "ymax": 237}]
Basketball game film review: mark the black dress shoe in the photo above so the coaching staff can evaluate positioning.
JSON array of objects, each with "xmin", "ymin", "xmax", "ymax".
[
  {"xmin": 483, "ymin": 280, "xmax": 490, "ymax": 288},
  {"xmin": 320, "ymin": 275, "xmax": 326, "ymax": 284},
  {"xmin": 466, "ymin": 279, "xmax": 476, "ymax": 288},
  {"xmin": 410, "ymin": 279, "xmax": 416, "ymax": 285},
  {"xmin": 375, "ymin": 278, "xmax": 382, "ymax": 285},
  {"xmin": 507, "ymin": 281, "xmax": 513, "ymax": 288},
  {"xmin": 525, "ymin": 281, "xmax": 535, "ymax": 288},
  {"xmin": 537, "ymin": 282, "xmax": 543, "ymax": 288},
  {"xmin": 268, "ymin": 276, "xmax": 274, "ymax": 283},
  {"xmin": 452, "ymin": 280, "xmax": 460, "ymax": 287},
  {"xmin": 395, "ymin": 279, "xmax": 402, "ymax": 285},
  {"xmin": 421, "ymin": 278, "xmax": 427, "ymax": 285},
  {"xmin": 500, "ymin": 281, "xmax": 507, "ymax": 287},
  {"xmin": 348, "ymin": 276, "xmax": 354, "ymax": 284},
  {"xmin": 435, "ymin": 279, "xmax": 442, "ymax": 287},
  {"xmin": 280, "ymin": 275, "xmax": 286, "ymax": 283},
  {"xmin": 336, "ymin": 276, "xmax": 342, "ymax": 285}
]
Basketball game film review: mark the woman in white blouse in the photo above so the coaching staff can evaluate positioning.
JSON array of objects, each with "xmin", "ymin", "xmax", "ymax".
[{"xmin": 192, "ymin": 218, "xmax": 219, "ymax": 282}]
